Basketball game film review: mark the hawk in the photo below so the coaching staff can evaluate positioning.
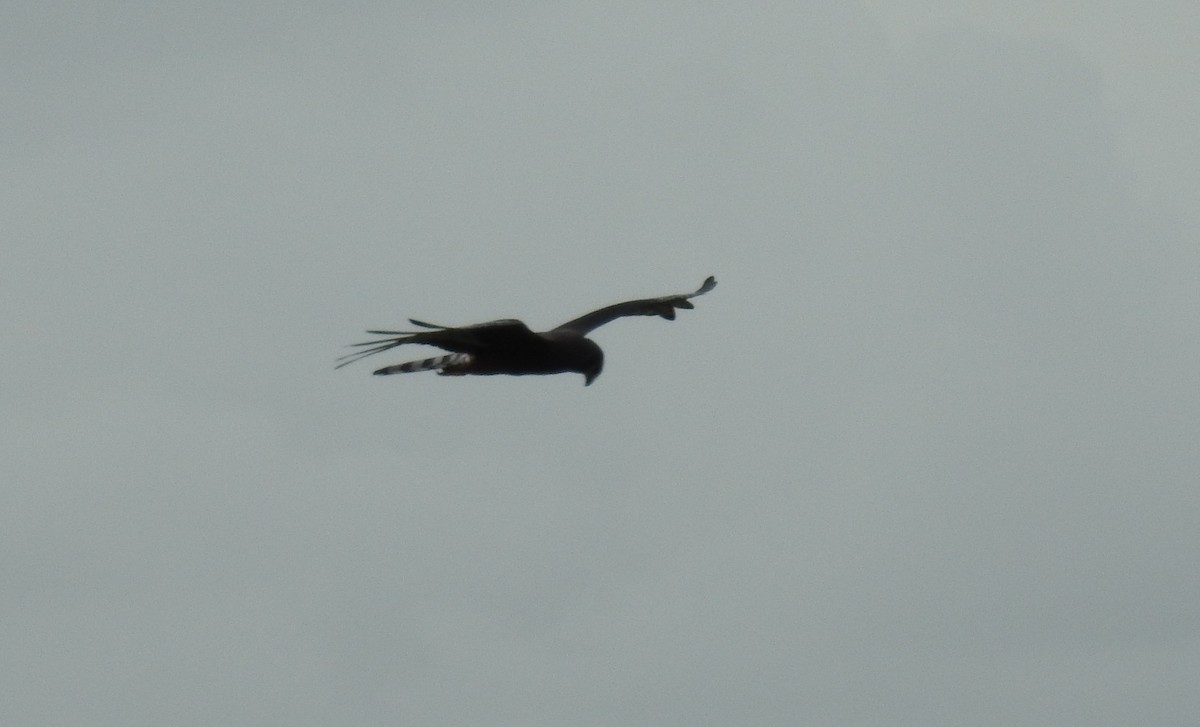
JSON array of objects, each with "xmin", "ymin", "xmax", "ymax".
[{"xmin": 337, "ymin": 276, "xmax": 716, "ymax": 385}]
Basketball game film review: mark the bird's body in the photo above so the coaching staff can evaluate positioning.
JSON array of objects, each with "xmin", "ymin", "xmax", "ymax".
[{"xmin": 337, "ymin": 276, "xmax": 715, "ymax": 385}]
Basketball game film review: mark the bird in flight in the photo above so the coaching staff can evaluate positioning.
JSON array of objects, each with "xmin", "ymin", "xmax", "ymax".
[{"xmin": 337, "ymin": 276, "xmax": 716, "ymax": 385}]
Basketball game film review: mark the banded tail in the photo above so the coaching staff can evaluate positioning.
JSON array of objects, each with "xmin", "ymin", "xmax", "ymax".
[{"xmin": 373, "ymin": 352, "xmax": 471, "ymax": 376}]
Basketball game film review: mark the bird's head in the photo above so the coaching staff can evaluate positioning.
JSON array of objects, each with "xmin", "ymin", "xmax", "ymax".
[{"xmin": 576, "ymin": 338, "xmax": 604, "ymax": 386}]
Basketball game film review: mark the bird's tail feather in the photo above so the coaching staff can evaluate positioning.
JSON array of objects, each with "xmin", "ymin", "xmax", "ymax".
[{"xmin": 373, "ymin": 353, "xmax": 471, "ymax": 376}]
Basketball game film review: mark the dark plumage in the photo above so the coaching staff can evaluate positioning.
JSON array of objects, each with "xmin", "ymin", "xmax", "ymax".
[{"xmin": 337, "ymin": 276, "xmax": 716, "ymax": 385}]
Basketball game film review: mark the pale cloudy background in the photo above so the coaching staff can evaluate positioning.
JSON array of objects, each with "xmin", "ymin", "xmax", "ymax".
[{"xmin": 3, "ymin": 3, "xmax": 1198, "ymax": 725}]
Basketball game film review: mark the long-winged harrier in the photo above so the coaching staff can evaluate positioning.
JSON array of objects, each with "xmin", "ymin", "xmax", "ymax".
[{"xmin": 337, "ymin": 276, "xmax": 716, "ymax": 385}]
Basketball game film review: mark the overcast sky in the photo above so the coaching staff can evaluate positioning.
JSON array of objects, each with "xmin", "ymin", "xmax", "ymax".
[{"xmin": 4, "ymin": 3, "xmax": 1198, "ymax": 725}]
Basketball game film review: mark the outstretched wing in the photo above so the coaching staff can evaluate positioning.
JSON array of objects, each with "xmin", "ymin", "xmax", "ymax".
[
  {"xmin": 336, "ymin": 318, "xmax": 537, "ymax": 369},
  {"xmin": 551, "ymin": 276, "xmax": 717, "ymax": 335}
]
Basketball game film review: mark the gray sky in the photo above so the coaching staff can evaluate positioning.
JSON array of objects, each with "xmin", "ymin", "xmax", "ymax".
[{"xmin": 4, "ymin": 3, "xmax": 1198, "ymax": 725}]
